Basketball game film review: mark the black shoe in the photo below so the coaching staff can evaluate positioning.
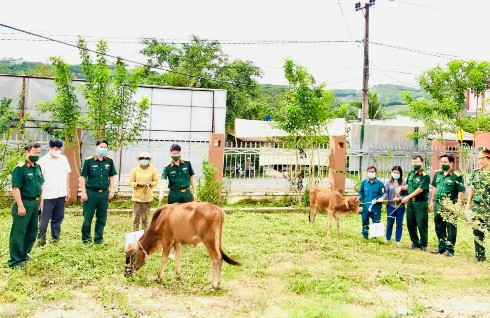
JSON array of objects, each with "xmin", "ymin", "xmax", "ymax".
[
  {"xmin": 444, "ymin": 251, "xmax": 454, "ymax": 257},
  {"xmin": 420, "ymin": 246, "xmax": 427, "ymax": 251},
  {"xmin": 409, "ymin": 244, "xmax": 418, "ymax": 249},
  {"xmin": 431, "ymin": 249, "xmax": 444, "ymax": 254},
  {"xmin": 475, "ymin": 257, "xmax": 486, "ymax": 262}
]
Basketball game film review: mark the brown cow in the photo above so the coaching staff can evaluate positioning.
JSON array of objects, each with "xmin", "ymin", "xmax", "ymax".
[
  {"xmin": 309, "ymin": 186, "xmax": 361, "ymax": 236},
  {"xmin": 124, "ymin": 202, "xmax": 240, "ymax": 289}
]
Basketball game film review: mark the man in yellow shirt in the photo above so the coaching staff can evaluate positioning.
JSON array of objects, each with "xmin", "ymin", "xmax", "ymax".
[{"xmin": 128, "ymin": 152, "xmax": 158, "ymax": 231}]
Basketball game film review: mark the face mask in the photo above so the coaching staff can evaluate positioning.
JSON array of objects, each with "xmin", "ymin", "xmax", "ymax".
[
  {"xmin": 139, "ymin": 159, "xmax": 150, "ymax": 166},
  {"xmin": 51, "ymin": 150, "xmax": 61, "ymax": 157},
  {"xmin": 441, "ymin": 164, "xmax": 450, "ymax": 171},
  {"xmin": 97, "ymin": 148, "xmax": 108, "ymax": 156},
  {"xmin": 29, "ymin": 155, "xmax": 40, "ymax": 163},
  {"xmin": 367, "ymin": 172, "xmax": 376, "ymax": 179},
  {"xmin": 392, "ymin": 173, "xmax": 400, "ymax": 180},
  {"xmin": 412, "ymin": 164, "xmax": 422, "ymax": 171},
  {"xmin": 171, "ymin": 155, "xmax": 181, "ymax": 162}
]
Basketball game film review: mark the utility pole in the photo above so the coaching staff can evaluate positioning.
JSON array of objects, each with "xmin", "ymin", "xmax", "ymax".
[
  {"xmin": 356, "ymin": 0, "xmax": 375, "ymax": 126},
  {"xmin": 356, "ymin": 0, "xmax": 375, "ymax": 180}
]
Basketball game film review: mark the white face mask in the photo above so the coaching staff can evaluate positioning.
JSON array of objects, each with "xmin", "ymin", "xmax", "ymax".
[
  {"xmin": 367, "ymin": 172, "xmax": 376, "ymax": 179},
  {"xmin": 392, "ymin": 173, "xmax": 400, "ymax": 180},
  {"xmin": 51, "ymin": 150, "xmax": 62, "ymax": 157},
  {"xmin": 139, "ymin": 159, "xmax": 150, "ymax": 166}
]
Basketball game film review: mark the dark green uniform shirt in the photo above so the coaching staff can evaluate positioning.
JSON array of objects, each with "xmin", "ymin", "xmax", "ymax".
[
  {"xmin": 11, "ymin": 160, "xmax": 44, "ymax": 199},
  {"xmin": 431, "ymin": 169, "xmax": 465, "ymax": 203},
  {"xmin": 407, "ymin": 169, "xmax": 430, "ymax": 201},
  {"xmin": 469, "ymin": 168, "xmax": 490, "ymax": 206},
  {"xmin": 81, "ymin": 156, "xmax": 117, "ymax": 190},
  {"xmin": 162, "ymin": 160, "xmax": 195, "ymax": 190}
]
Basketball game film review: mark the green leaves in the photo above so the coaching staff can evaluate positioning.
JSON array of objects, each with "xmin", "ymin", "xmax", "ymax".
[
  {"xmin": 77, "ymin": 38, "xmax": 149, "ymax": 149},
  {"xmin": 37, "ymin": 56, "xmax": 80, "ymax": 142},
  {"xmin": 276, "ymin": 59, "xmax": 334, "ymax": 137},
  {"xmin": 406, "ymin": 59, "xmax": 490, "ymax": 139},
  {"xmin": 105, "ymin": 58, "xmax": 149, "ymax": 151},
  {"xmin": 196, "ymin": 159, "xmax": 223, "ymax": 205},
  {"xmin": 139, "ymin": 36, "xmax": 262, "ymax": 131}
]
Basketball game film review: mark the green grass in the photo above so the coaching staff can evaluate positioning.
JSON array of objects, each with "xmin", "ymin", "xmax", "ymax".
[{"xmin": 1, "ymin": 208, "xmax": 490, "ymax": 317}]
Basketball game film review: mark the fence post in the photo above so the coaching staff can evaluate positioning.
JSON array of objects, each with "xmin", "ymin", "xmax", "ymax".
[{"xmin": 208, "ymin": 133, "xmax": 225, "ymax": 182}]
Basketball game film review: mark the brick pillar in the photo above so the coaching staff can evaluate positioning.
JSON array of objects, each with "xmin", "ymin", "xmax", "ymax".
[
  {"xmin": 475, "ymin": 132, "xmax": 490, "ymax": 168},
  {"xmin": 430, "ymin": 139, "xmax": 459, "ymax": 178},
  {"xmin": 208, "ymin": 133, "xmax": 225, "ymax": 182},
  {"xmin": 328, "ymin": 135, "xmax": 346, "ymax": 192},
  {"xmin": 64, "ymin": 128, "xmax": 81, "ymax": 205}
]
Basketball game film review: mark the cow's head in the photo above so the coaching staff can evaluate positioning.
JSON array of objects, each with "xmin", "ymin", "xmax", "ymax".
[
  {"xmin": 124, "ymin": 242, "xmax": 147, "ymax": 277},
  {"xmin": 345, "ymin": 197, "xmax": 361, "ymax": 213}
]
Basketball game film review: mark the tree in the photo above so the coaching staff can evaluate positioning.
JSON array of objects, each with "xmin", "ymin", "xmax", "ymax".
[
  {"xmin": 78, "ymin": 37, "xmax": 112, "ymax": 139},
  {"xmin": 274, "ymin": 59, "xmax": 335, "ymax": 189},
  {"xmin": 37, "ymin": 57, "xmax": 80, "ymax": 142},
  {"xmin": 77, "ymin": 38, "xmax": 150, "ymax": 187},
  {"xmin": 368, "ymin": 92, "xmax": 384, "ymax": 119},
  {"xmin": 105, "ymin": 58, "xmax": 149, "ymax": 154},
  {"xmin": 139, "ymin": 36, "xmax": 262, "ymax": 131},
  {"xmin": 404, "ymin": 60, "xmax": 490, "ymax": 141},
  {"xmin": 0, "ymin": 96, "xmax": 29, "ymax": 192}
]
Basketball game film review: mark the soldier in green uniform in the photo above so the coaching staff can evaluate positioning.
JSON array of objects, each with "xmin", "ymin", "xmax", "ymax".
[
  {"xmin": 400, "ymin": 155, "xmax": 430, "ymax": 251},
  {"xmin": 79, "ymin": 139, "xmax": 117, "ymax": 245},
  {"xmin": 159, "ymin": 144, "xmax": 197, "ymax": 204},
  {"xmin": 429, "ymin": 154, "xmax": 465, "ymax": 257},
  {"xmin": 8, "ymin": 142, "xmax": 44, "ymax": 268},
  {"xmin": 466, "ymin": 147, "xmax": 490, "ymax": 262}
]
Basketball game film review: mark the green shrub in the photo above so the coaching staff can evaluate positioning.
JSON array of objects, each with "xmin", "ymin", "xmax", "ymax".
[{"xmin": 197, "ymin": 159, "xmax": 223, "ymax": 205}]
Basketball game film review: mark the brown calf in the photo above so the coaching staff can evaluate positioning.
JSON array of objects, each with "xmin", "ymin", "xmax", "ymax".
[
  {"xmin": 125, "ymin": 202, "xmax": 240, "ymax": 289},
  {"xmin": 309, "ymin": 186, "xmax": 361, "ymax": 236}
]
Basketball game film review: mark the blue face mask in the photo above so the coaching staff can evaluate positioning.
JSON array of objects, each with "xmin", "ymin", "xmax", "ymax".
[
  {"xmin": 392, "ymin": 173, "xmax": 400, "ymax": 180},
  {"xmin": 97, "ymin": 148, "xmax": 108, "ymax": 156},
  {"xmin": 139, "ymin": 159, "xmax": 150, "ymax": 166}
]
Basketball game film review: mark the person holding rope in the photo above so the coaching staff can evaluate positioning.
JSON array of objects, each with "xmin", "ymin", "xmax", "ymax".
[
  {"xmin": 381, "ymin": 165, "xmax": 407, "ymax": 246},
  {"xmin": 429, "ymin": 154, "xmax": 465, "ymax": 257},
  {"xmin": 466, "ymin": 147, "xmax": 490, "ymax": 262},
  {"xmin": 128, "ymin": 152, "xmax": 158, "ymax": 231},
  {"xmin": 358, "ymin": 166, "xmax": 384, "ymax": 240},
  {"xmin": 399, "ymin": 155, "xmax": 430, "ymax": 251}
]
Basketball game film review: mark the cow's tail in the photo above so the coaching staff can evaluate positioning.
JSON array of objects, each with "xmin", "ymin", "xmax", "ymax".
[{"xmin": 216, "ymin": 206, "xmax": 241, "ymax": 266}]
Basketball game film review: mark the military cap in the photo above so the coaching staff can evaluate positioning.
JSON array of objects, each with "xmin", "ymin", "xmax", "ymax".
[{"xmin": 478, "ymin": 146, "xmax": 490, "ymax": 159}]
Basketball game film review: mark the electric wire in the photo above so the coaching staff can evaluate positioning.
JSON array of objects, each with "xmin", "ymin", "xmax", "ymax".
[{"xmin": 0, "ymin": 23, "xmax": 254, "ymax": 87}]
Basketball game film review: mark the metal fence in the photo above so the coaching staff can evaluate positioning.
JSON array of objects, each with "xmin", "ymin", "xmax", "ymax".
[
  {"xmin": 223, "ymin": 141, "xmax": 331, "ymax": 192},
  {"xmin": 0, "ymin": 132, "xmax": 210, "ymax": 194},
  {"xmin": 348, "ymin": 144, "xmax": 477, "ymax": 185},
  {"xmin": 1, "ymin": 135, "xmax": 479, "ymax": 195},
  {"xmin": 222, "ymin": 141, "xmax": 478, "ymax": 193}
]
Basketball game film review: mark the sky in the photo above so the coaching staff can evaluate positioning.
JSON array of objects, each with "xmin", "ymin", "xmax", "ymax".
[{"xmin": 0, "ymin": 0, "xmax": 488, "ymax": 89}]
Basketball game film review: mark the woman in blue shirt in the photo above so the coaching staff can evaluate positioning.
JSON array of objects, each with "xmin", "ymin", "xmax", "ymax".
[{"xmin": 382, "ymin": 165, "xmax": 407, "ymax": 246}]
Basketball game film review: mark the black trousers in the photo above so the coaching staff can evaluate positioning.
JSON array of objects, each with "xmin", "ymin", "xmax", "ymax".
[{"xmin": 38, "ymin": 196, "xmax": 66, "ymax": 244}]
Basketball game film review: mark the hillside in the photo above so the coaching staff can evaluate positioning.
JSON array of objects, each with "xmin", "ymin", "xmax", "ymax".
[{"xmin": 260, "ymin": 83, "xmax": 429, "ymax": 108}]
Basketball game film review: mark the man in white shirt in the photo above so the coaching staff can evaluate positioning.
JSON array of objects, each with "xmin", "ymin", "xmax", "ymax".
[{"xmin": 37, "ymin": 140, "xmax": 71, "ymax": 246}]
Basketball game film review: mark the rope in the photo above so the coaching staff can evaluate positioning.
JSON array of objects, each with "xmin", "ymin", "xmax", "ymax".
[{"xmin": 138, "ymin": 240, "xmax": 148, "ymax": 258}]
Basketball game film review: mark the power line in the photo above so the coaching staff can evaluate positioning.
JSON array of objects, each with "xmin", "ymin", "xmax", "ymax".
[
  {"xmin": 388, "ymin": 0, "xmax": 442, "ymax": 10},
  {"xmin": 370, "ymin": 41, "xmax": 465, "ymax": 59},
  {"xmin": 337, "ymin": 0, "xmax": 355, "ymax": 44},
  {"xmin": 0, "ymin": 23, "xmax": 252, "ymax": 87},
  {"xmin": 372, "ymin": 62, "xmax": 418, "ymax": 88}
]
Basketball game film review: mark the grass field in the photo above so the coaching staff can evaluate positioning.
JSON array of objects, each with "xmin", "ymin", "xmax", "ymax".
[{"xmin": 1, "ymin": 207, "xmax": 490, "ymax": 318}]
